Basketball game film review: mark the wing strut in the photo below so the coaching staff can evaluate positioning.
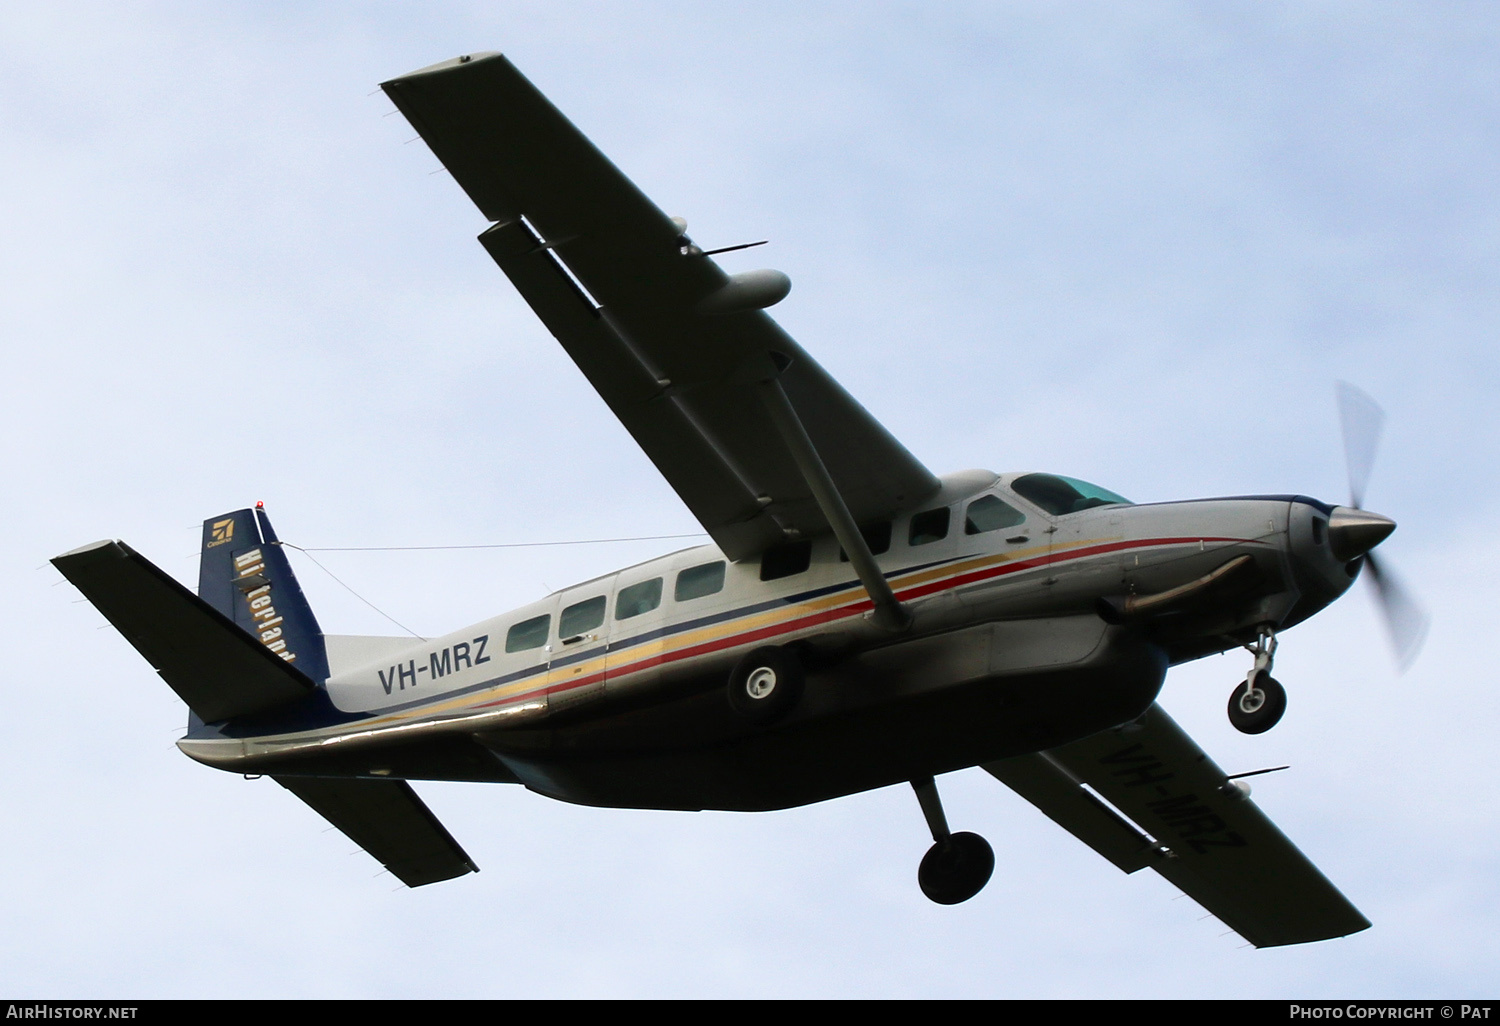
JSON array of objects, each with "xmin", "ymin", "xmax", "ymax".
[{"xmin": 757, "ymin": 366, "xmax": 910, "ymax": 632}]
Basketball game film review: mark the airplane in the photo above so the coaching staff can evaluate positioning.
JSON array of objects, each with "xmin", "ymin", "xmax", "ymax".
[{"xmin": 52, "ymin": 52, "xmax": 1425, "ymax": 948}]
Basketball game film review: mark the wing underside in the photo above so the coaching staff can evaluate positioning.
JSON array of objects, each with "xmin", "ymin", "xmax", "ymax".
[
  {"xmin": 985, "ymin": 703, "xmax": 1370, "ymax": 948},
  {"xmin": 382, "ymin": 53, "xmax": 938, "ymax": 560},
  {"xmin": 276, "ymin": 776, "xmax": 479, "ymax": 887}
]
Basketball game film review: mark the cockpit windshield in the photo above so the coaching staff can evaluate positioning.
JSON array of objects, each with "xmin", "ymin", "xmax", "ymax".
[{"xmin": 1010, "ymin": 474, "xmax": 1133, "ymax": 516}]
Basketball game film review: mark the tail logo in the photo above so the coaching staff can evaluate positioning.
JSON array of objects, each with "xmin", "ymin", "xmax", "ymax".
[
  {"xmin": 232, "ymin": 548, "xmax": 297, "ymax": 663},
  {"xmin": 207, "ymin": 519, "xmax": 236, "ymax": 548}
]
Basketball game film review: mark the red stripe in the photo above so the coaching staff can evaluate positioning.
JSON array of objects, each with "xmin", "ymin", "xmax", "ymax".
[{"xmin": 464, "ymin": 535, "xmax": 1253, "ymax": 712}]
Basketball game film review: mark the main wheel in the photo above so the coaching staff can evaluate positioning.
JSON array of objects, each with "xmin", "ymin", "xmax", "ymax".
[
  {"xmin": 726, "ymin": 646, "xmax": 803, "ymax": 723},
  {"xmin": 918, "ymin": 832, "xmax": 995, "ymax": 905},
  {"xmin": 1228, "ymin": 672, "xmax": 1287, "ymax": 734}
]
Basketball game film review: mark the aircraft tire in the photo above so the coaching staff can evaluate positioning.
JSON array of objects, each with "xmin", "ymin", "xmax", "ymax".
[
  {"xmin": 918, "ymin": 832, "xmax": 995, "ymax": 905},
  {"xmin": 1228, "ymin": 672, "xmax": 1287, "ymax": 734},
  {"xmin": 726, "ymin": 646, "xmax": 803, "ymax": 724}
]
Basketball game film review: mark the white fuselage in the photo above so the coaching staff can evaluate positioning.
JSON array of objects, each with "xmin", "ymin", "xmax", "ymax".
[{"xmin": 178, "ymin": 470, "xmax": 1347, "ymax": 770}]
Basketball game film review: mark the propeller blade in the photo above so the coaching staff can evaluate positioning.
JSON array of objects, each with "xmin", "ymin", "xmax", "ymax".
[
  {"xmin": 1336, "ymin": 381, "xmax": 1385, "ymax": 509},
  {"xmin": 1364, "ymin": 552, "xmax": 1429, "ymax": 672}
]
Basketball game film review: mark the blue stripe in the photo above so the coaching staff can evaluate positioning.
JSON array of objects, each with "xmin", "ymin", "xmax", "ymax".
[{"xmin": 202, "ymin": 551, "xmax": 970, "ymax": 737}]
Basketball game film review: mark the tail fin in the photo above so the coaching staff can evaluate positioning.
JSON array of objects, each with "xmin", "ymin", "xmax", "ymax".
[{"xmin": 199, "ymin": 505, "xmax": 330, "ymax": 684}]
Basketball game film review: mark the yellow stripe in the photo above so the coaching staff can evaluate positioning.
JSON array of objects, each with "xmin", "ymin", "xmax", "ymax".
[{"xmin": 325, "ymin": 537, "xmax": 1120, "ymax": 734}]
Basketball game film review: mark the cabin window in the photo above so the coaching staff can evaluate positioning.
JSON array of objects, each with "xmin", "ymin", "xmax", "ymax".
[
  {"xmin": 615, "ymin": 578, "xmax": 663, "ymax": 620},
  {"xmin": 965, "ymin": 494, "xmax": 1025, "ymax": 534},
  {"xmin": 838, "ymin": 521, "xmax": 892, "ymax": 561},
  {"xmin": 559, "ymin": 597, "xmax": 606, "ymax": 638},
  {"xmin": 908, "ymin": 507, "xmax": 950, "ymax": 546},
  {"xmin": 675, "ymin": 561, "xmax": 726, "ymax": 601},
  {"xmin": 506, "ymin": 614, "xmax": 551, "ymax": 653},
  {"xmin": 760, "ymin": 539, "xmax": 812, "ymax": 581}
]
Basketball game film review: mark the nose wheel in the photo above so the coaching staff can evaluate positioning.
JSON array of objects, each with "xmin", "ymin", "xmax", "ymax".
[
  {"xmin": 911, "ymin": 777, "xmax": 994, "ymax": 905},
  {"xmin": 1229, "ymin": 671, "xmax": 1287, "ymax": 734},
  {"xmin": 1229, "ymin": 628, "xmax": 1287, "ymax": 734}
]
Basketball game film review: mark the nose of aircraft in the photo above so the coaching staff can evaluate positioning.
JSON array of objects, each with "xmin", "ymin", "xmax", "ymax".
[{"xmin": 1327, "ymin": 507, "xmax": 1396, "ymax": 561}]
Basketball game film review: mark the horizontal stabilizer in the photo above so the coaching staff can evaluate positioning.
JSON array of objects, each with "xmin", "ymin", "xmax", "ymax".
[
  {"xmin": 275, "ymin": 776, "xmax": 478, "ymax": 887},
  {"xmin": 52, "ymin": 540, "xmax": 315, "ymax": 722},
  {"xmin": 986, "ymin": 703, "xmax": 1370, "ymax": 948}
]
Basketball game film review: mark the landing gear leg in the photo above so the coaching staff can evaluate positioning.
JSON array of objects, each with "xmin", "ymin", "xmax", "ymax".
[
  {"xmin": 1228, "ymin": 626, "xmax": 1287, "ymax": 734},
  {"xmin": 911, "ymin": 776, "xmax": 994, "ymax": 905}
]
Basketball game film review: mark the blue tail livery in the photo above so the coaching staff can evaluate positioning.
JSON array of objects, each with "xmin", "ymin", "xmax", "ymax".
[{"xmin": 199, "ymin": 504, "xmax": 329, "ymax": 685}]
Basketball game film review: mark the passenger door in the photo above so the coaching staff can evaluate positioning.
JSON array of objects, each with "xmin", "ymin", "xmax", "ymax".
[{"xmin": 547, "ymin": 575, "xmax": 616, "ymax": 713}]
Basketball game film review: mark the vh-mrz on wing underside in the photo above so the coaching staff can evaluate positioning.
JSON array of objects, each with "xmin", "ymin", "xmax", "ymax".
[{"xmin": 55, "ymin": 52, "xmax": 1424, "ymax": 948}]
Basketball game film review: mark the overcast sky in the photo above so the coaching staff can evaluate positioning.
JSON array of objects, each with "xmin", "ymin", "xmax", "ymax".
[{"xmin": 3, "ymin": 2, "xmax": 1497, "ymax": 998}]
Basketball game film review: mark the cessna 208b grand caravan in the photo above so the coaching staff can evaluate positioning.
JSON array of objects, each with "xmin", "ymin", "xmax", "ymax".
[{"xmin": 54, "ymin": 53, "xmax": 1421, "ymax": 948}]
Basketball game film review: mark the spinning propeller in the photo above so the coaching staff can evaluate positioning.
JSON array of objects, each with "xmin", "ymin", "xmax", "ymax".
[{"xmin": 1334, "ymin": 382, "xmax": 1429, "ymax": 670}]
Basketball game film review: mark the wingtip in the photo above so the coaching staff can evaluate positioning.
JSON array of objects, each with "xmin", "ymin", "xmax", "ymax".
[{"xmin": 381, "ymin": 51, "xmax": 506, "ymax": 88}]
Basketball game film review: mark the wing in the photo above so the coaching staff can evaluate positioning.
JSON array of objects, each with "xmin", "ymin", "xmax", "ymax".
[
  {"xmin": 381, "ymin": 53, "xmax": 939, "ymax": 560},
  {"xmin": 984, "ymin": 703, "xmax": 1370, "ymax": 948}
]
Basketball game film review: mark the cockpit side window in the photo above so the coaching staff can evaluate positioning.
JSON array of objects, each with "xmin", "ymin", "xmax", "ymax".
[
  {"xmin": 908, "ymin": 507, "xmax": 950, "ymax": 546},
  {"xmin": 1011, "ymin": 474, "xmax": 1132, "ymax": 516},
  {"xmin": 965, "ymin": 494, "xmax": 1025, "ymax": 534}
]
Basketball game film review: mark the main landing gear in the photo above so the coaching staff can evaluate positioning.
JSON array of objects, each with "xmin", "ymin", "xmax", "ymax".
[
  {"xmin": 911, "ymin": 776, "xmax": 994, "ymax": 905},
  {"xmin": 726, "ymin": 645, "xmax": 804, "ymax": 724},
  {"xmin": 1228, "ymin": 627, "xmax": 1287, "ymax": 735}
]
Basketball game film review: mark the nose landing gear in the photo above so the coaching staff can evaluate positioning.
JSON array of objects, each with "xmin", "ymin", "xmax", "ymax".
[
  {"xmin": 1229, "ymin": 628, "xmax": 1287, "ymax": 734},
  {"xmin": 911, "ymin": 776, "xmax": 994, "ymax": 905}
]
